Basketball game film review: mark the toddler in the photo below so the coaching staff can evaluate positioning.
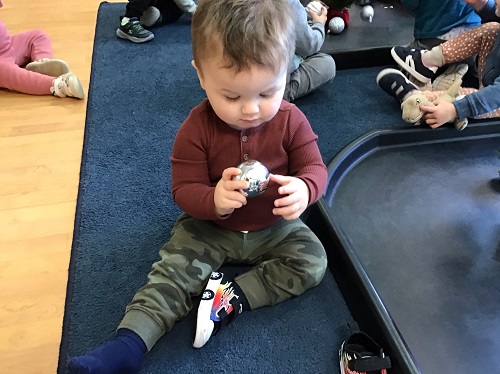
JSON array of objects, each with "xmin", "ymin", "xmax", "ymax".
[
  {"xmin": 0, "ymin": 1, "xmax": 84, "ymax": 99},
  {"xmin": 286, "ymin": 0, "xmax": 336, "ymax": 101},
  {"xmin": 68, "ymin": 0, "xmax": 328, "ymax": 373},
  {"xmin": 117, "ymin": 0, "xmax": 197, "ymax": 43},
  {"xmin": 378, "ymin": 13, "xmax": 500, "ymax": 128}
]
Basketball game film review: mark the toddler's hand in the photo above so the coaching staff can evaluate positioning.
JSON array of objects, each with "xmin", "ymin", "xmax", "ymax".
[
  {"xmin": 271, "ymin": 174, "xmax": 310, "ymax": 220},
  {"xmin": 461, "ymin": 0, "xmax": 488, "ymax": 12},
  {"xmin": 309, "ymin": 6, "xmax": 328, "ymax": 25},
  {"xmin": 420, "ymin": 100, "xmax": 458, "ymax": 129},
  {"xmin": 214, "ymin": 167, "xmax": 248, "ymax": 217}
]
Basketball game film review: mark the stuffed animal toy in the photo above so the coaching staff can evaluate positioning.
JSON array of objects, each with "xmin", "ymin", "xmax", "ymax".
[{"xmin": 401, "ymin": 79, "xmax": 468, "ymax": 131}]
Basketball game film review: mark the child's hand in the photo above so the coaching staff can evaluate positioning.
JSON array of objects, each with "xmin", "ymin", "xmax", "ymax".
[
  {"xmin": 420, "ymin": 100, "xmax": 458, "ymax": 129},
  {"xmin": 271, "ymin": 174, "xmax": 310, "ymax": 220},
  {"xmin": 461, "ymin": 0, "xmax": 488, "ymax": 12},
  {"xmin": 309, "ymin": 6, "xmax": 328, "ymax": 25},
  {"xmin": 214, "ymin": 167, "xmax": 248, "ymax": 217}
]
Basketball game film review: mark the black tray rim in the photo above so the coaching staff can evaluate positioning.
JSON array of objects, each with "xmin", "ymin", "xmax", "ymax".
[{"xmin": 317, "ymin": 121, "xmax": 500, "ymax": 374}]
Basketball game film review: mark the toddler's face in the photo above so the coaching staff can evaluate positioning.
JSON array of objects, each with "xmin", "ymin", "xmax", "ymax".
[
  {"xmin": 496, "ymin": 0, "xmax": 500, "ymax": 17},
  {"xmin": 194, "ymin": 57, "xmax": 286, "ymax": 131}
]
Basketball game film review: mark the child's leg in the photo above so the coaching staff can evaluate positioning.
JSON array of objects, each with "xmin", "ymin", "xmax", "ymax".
[
  {"xmin": 439, "ymin": 23, "xmax": 500, "ymax": 76},
  {"xmin": 392, "ymin": 23, "xmax": 500, "ymax": 84},
  {"xmin": 117, "ymin": 0, "xmax": 155, "ymax": 43},
  {"xmin": 0, "ymin": 60, "xmax": 53, "ymax": 95},
  {"xmin": 284, "ymin": 53, "xmax": 336, "ymax": 102},
  {"xmin": 68, "ymin": 214, "xmax": 229, "ymax": 373},
  {"xmin": 11, "ymin": 29, "xmax": 70, "ymax": 77},
  {"xmin": 124, "ymin": 0, "xmax": 153, "ymax": 18},
  {"xmin": 0, "ymin": 60, "xmax": 84, "ymax": 98},
  {"xmin": 235, "ymin": 219, "xmax": 327, "ymax": 309},
  {"xmin": 10, "ymin": 29, "xmax": 53, "ymax": 65},
  {"xmin": 193, "ymin": 219, "xmax": 326, "ymax": 349}
]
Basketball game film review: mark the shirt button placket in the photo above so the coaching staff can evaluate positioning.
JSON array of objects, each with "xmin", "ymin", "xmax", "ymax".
[{"xmin": 241, "ymin": 134, "xmax": 249, "ymax": 160}]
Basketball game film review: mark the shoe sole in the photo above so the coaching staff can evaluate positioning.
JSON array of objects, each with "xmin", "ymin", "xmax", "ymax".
[
  {"xmin": 116, "ymin": 29, "xmax": 154, "ymax": 43},
  {"xmin": 26, "ymin": 59, "xmax": 70, "ymax": 77},
  {"xmin": 68, "ymin": 75, "xmax": 85, "ymax": 99},
  {"xmin": 193, "ymin": 272, "xmax": 223, "ymax": 348},
  {"xmin": 391, "ymin": 47, "xmax": 431, "ymax": 84},
  {"xmin": 376, "ymin": 67, "xmax": 402, "ymax": 85},
  {"xmin": 376, "ymin": 67, "xmax": 418, "ymax": 89}
]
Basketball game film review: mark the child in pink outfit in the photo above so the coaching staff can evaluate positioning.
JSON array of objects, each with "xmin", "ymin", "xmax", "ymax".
[{"xmin": 0, "ymin": 0, "xmax": 84, "ymax": 99}]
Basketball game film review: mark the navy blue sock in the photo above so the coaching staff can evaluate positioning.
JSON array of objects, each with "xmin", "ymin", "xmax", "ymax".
[{"xmin": 68, "ymin": 329, "xmax": 147, "ymax": 374}]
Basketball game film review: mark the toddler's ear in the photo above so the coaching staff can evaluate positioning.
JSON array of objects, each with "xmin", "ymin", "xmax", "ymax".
[{"xmin": 191, "ymin": 60, "xmax": 205, "ymax": 90}]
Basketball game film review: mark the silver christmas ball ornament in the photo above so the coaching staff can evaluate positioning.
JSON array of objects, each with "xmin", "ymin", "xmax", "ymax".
[
  {"xmin": 329, "ymin": 17, "xmax": 345, "ymax": 34},
  {"xmin": 233, "ymin": 160, "xmax": 270, "ymax": 197},
  {"xmin": 360, "ymin": 5, "xmax": 374, "ymax": 22}
]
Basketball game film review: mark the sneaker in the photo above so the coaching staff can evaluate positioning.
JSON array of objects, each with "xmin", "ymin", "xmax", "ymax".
[
  {"xmin": 376, "ymin": 68, "xmax": 418, "ymax": 103},
  {"xmin": 51, "ymin": 72, "xmax": 85, "ymax": 99},
  {"xmin": 193, "ymin": 272, "xmax": 243, "ymax": 348},
  {"xmin": 116, "ymin": 17, "xmax": 154, "ymax": 43},
  {"xmin": 339, "ymin": 326, "xmax": 391, "ymax": 374},
  {"xmin": 391, "ymin": 46, "xmax": 438, "ymax": 84},
  {"xmin": 140, "ymin": 6, "xmax": 162, "ymax": 27},
  {"xmin": 432, "ymin": 63, "xmax": 468, "ymax": 91},
  {"xmin": 25, "ymin": 58, "xmax": 70, "ymax": 77}
]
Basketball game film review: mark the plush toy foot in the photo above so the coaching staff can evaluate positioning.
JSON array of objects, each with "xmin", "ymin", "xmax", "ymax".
[
  {"xmin": 432, "ymin": 63, "xmax": 469, "ymax": 92},
  {"xmin": 455, "ymin": 118, "xmax": 468, "ymax": 131}
]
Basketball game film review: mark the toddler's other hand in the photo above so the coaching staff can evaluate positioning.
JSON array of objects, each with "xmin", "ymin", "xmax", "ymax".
[
  {"xmin": 271, "ymin": 174, "xmax": 309, "ymax": 220},
  {"xmin": 214, "ymin": 167, "xmax": 248, "ymax": 217}
]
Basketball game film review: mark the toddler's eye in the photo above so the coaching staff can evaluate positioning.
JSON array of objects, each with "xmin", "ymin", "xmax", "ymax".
[
  {"xmin": 225, "ymin": 96, "xmax": 239, "ymax": 102},
  {"xmin": 260, "ymin": 94, "xmax": 272, "ymax": 98}
]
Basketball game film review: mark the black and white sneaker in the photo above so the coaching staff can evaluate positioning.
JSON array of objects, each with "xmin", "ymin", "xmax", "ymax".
[
  {"xmin": 391, "ymin": 46, "xmax": 438, "ymax": 84},
  {"xmin": 339, "ymin": 324, "xmax": 392, "ymax": 374},
  {"xmin": 116, "ymin": 17, "xmax": 154, "ymax": 43},
  {"xmin": 376, "ymin": 68, "xmax": 418, "ymax": 103},
  {"xmin": 193, "ymin": 272, "xmax": 243, "ymax": 348}
]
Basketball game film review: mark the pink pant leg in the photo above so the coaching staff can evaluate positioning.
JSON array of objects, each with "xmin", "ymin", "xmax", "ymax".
[
  {"xmin": 10, "ymin": 29, "xmax": 53, "ymax": 67},
  {"xmin": 0, "ymin": 59, "xmax": 53, "ymax": 95}
]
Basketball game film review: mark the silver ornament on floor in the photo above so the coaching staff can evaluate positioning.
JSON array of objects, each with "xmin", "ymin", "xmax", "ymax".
[{"xmin": 233, "ymin": 160, "xmax": 270, "ymax": 197}]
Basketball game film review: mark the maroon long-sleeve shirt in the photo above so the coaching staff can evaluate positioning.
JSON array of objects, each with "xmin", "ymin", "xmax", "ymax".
[{"xmin": 171, "ymin": 99, "xmax": 327, "ymax": 232}]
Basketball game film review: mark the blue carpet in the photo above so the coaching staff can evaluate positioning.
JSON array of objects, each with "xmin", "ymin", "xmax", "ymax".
[{"xmin": 57, "ymin": 2, "xmax": 408, "ymax": 373}]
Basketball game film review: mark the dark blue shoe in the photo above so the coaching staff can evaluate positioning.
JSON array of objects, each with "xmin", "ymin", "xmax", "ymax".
[
  {"xmin": 376, "ymin": 68, "xmax": 418, "ymax": 103},
  {"xmin": 116, "ymin": 17, "xmax": 153, "ymax": 43},
  {"xmin": 391, "ymin": 46, "xmax": 437, "ymax": 84}
]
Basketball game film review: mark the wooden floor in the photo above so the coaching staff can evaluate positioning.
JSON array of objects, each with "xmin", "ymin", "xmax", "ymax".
[{"xmin": 0, "ymin": 1, "xmax": 121, "ymax": 373}]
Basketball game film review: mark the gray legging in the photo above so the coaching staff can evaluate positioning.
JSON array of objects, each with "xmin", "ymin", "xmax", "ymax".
[{"xmin": 284, "ymin": 52, "xmax": 336, "ymax": 102}]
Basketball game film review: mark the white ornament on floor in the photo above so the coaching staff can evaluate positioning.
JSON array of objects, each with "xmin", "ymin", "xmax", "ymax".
[
  {"xmin": 329, "ymin": 17, "xmax": 345, "ymax": 34},
  {"xmin": 360, "ymin": 5, "xmax": 374, "ymax": 22}
]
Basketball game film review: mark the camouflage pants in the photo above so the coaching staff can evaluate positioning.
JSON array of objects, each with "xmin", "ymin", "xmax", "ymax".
[{"xmin": 118, "ymin": 213, "xmax": 327, "ymax": 350}]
